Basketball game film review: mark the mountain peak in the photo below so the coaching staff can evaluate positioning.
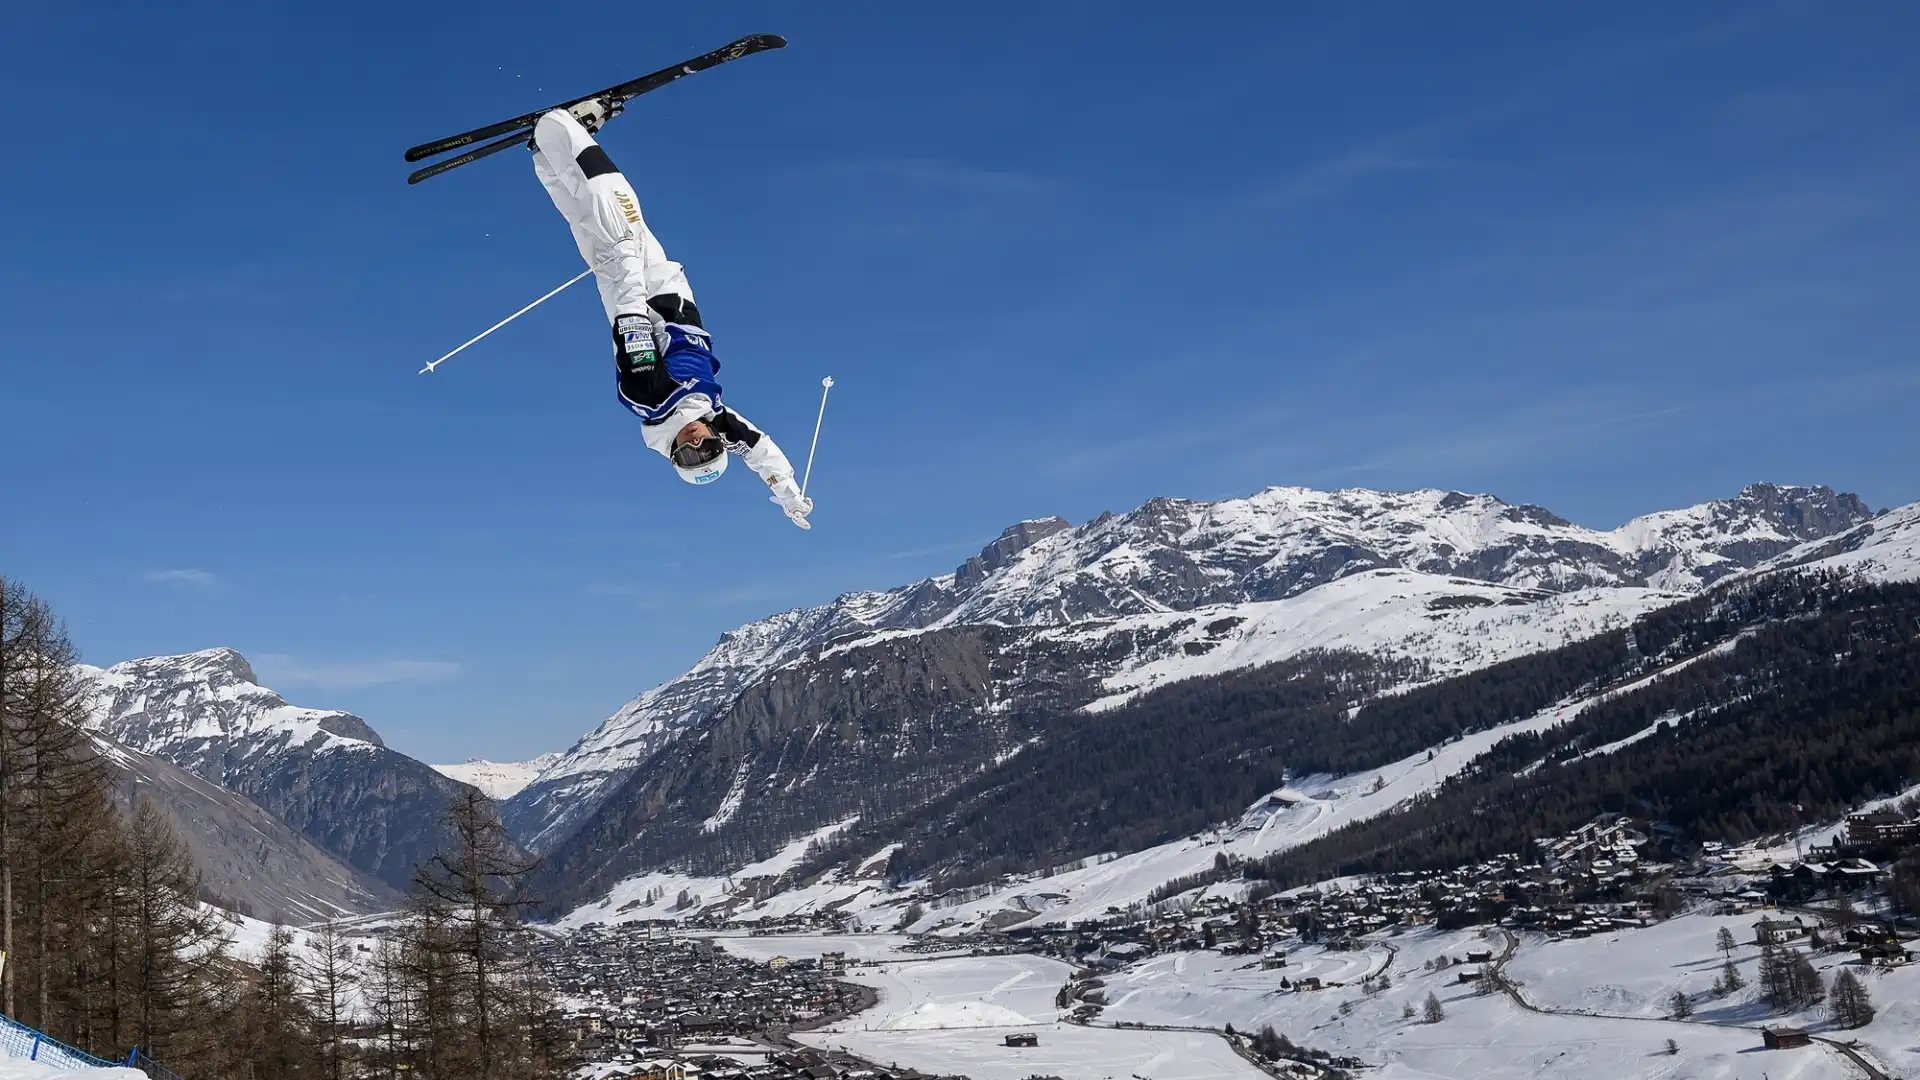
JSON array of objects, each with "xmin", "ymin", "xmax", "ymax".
[
  {"xmin": 951, "ymin": 516, "xmax": 1072, "ymax": 591},
  {"xmin": 1729, "ymin": 482, "xmax": 1872, "ymax": 537},
  {"xmin": 114, "ymin": 646, "xmax": 259, "ymax": 686}
]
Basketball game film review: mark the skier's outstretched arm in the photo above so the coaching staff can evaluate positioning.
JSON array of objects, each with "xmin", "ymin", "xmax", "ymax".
[{"xmin": 710, "ymin": 408, "xmax": 814, "ymax": 529}]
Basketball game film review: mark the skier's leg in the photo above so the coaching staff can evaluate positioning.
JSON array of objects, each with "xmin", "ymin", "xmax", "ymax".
[{"xmin": 530, "ymin": 110, "xmax": 694, "ymax": 325}]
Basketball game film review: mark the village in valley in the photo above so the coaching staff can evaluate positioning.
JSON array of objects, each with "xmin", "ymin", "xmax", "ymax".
[{"xmin": 548, "ymin": 799, "xmax": 1920, "ymax": 1080}]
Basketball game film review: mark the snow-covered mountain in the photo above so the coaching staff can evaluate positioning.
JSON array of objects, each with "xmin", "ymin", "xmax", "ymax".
[
  {"xmin": 80, "ymin": 648, "xmax": 499, "ymax": 891},
  {"xmin": 432, "ymin": 754, "xmax": 559, "ymax": 801},
  {"xmin": 505, "ymin": 482, "xmax": 1869, "ymax": 852}
]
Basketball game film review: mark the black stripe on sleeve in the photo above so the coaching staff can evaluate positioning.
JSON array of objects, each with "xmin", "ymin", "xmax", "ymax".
[{"xmin": 576, "ymin": 144, "xmax": 619, "ymax": 179}]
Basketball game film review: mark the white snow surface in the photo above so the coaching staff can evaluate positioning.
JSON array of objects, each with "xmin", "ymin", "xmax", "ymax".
[
  {"xmin": 743, "ymin": 946, "xmax": 1267, "ymax": 1080},
  {"xmin": 1095, "ymin": 925, "xmax": 1843, "ymax": 1079},
  {"xmin": 429, "ymin": 754, "xmax": 558, "ymax": 800},
  {"xmin": 716, "ymin": 921, "xmax": 1878, "ymax": 1080},
  {"xmin": 510, "ymin": 483, "xmax": 1857, "ymax": 850}
]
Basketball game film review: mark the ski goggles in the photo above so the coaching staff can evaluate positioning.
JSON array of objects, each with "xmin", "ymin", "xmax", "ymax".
[{"xmin": 671, "ymin": 434, "xmax": 726, "ymax": 468}]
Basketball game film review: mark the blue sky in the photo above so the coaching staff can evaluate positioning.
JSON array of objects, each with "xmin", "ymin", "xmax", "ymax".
[{"xmin": 3, "ymin": 3, "xmax": 1916, "ymax": 764}]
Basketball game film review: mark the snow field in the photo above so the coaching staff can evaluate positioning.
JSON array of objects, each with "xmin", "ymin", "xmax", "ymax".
[
  {"xmin": 775, "ymin": 950, "xmax": 1265, "ymax": 1080},
  {"xmin": 1506, "ymin": 909, "xmax": 1920, "ymax": 1079},
  {"xmin": 1099, "ymin": 926, "xmax": 1855, "ymax": 1079}
]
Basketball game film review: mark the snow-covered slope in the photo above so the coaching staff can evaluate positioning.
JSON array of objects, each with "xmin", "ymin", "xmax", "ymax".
[
  {"xmin": 508, "ymin": 482, "xmax": 1866, "ymax": 851},
  {"xmin": 1749, "ymin": 497, "xmax": 1920, "ymax": 584},
  {"xmin": 79, "ymin": 648, "xmax": 496, "ymax": 891},
  {"xmin": 432, "ymin": 754, "xmax": 559, "ymax": 801}
]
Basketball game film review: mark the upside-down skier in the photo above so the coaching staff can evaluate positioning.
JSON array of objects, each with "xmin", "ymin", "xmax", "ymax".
[{"xmin": 530, "ymin": 104, "xmax": 813, "ymax": 529}]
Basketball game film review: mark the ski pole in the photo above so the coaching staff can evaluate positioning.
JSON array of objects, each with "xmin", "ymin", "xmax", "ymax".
[
  {"xmin": 419, "ymin": 268, "xmax": 593, "ymax": 374},
  {"xmin": 800, "ymin": 375, "xmax": 833, "ymax": 499}
]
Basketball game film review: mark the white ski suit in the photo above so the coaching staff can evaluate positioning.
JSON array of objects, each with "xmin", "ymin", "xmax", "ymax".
[{"xmin": 531, "ymin": 108, "xmax": 810, "ymax": 525}]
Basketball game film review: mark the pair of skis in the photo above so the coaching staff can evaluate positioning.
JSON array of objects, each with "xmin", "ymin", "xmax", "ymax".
[{"xmin": 403, "ymin": 33, "xmax": 786, "ymax": 184}]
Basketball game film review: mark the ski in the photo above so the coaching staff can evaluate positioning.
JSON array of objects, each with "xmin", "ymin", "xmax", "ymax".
[
  {"xmin": 408, "ymin": 129, "xmax": 536, "ymax": 185},
  {"xmin": 403, "ymin": 32, "xmax": 785, "ymax": 181}
]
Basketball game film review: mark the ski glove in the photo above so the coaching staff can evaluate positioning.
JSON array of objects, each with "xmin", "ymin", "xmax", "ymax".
[{"xmin": 767, "ymin": 476, "xmax": 813, "ymax": 530}]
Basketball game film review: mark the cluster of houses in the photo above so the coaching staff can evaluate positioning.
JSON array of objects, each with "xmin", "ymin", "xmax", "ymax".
[
  {"xmin": 985, "ymin": 809, "xmax": 1920, "ymax": 977},
  {"xmin": 583, "ymin": 1045, "xmax": 958, "ymax": 1080},
  {"xmin": 543, "ymin": 925, "xmax": 868, "ymax": 1060},
  {"xmin": 999, "ymin": 817, "xmax": 1684, "ymax": 971}
]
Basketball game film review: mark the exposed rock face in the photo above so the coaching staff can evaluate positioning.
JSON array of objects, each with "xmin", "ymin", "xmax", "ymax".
[
  {"xmin": 79, "ymin": 649, "xmax": 505, "ymax": 891},
  {"xmin": 507, "ymin": 482, "xmax": 1872, "ymax": 855},
  {"xmin": 94, "ymin": 735, "xmax": 400, "ymax": 922}
]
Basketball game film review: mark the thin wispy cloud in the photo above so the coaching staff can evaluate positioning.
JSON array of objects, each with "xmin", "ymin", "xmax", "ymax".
[
  {"xmin": 145, "ymin": 568, "xmax": 218, "ymax": 588},
  {"xmin": 251, "ymin": 654, "xmax": 462, "ymax": 691},
  {"xmin": 800, "ymin": 157, "xmax": 1059, "ymax": 195},
  {"xmin": 1316, "ymin": 398, "xmax": 1695, "ymax": 481}
]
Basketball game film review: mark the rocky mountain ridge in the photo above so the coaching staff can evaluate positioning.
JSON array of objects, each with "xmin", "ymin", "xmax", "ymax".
[{"xmin": 505, "ymin": 482, "xmax": 1871, "ymax": 852}]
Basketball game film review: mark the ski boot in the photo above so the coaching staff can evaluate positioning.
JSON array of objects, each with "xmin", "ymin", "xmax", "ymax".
[
  {"xmin": 529, "ymin": 96, "xmax": 621, "ymax": 152},
  {"xmin": 568, "ymin": 96, "xmax": 621, "ymax": 133}
]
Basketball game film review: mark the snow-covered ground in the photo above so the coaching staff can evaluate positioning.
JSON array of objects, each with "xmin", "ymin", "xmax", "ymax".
[
  {"xmin": 0, "ymin": 1018, "xmax": 146, "ymax": 1080},
  {"xmin": 752, "ymin": 947, "xmax": 1267, "ymax": 1080},
  {"xmin": 1505, "ymin": 909, "xmax": 1920, "ymax": 1079},
  {"xmin": 430, "ymin": 754, "xmax": 558, "ymax": 800},
  {"xmin": 714, "ymin": 923, "xmax": 1882, "ymax": 1079},
  {"xmin": 1099, "ymin": 926, "xmax": 1858, "ymax": 1079}
]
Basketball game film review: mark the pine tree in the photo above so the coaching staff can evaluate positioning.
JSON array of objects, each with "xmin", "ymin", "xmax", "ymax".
[
  {"xmin": 402, "ymin": 787, "xmax": 555, "ymax": 1080},
  {"xmin": 300, "ymin": 920, "xmax": 361, "ymax": 1080},
  {"xmin": 1423, "ymin": 992, "xmax": 1444, "ymax": 1023},
  {"xmin": 1668, "ymin": 989, "xmax": 1693, "ymax": 1019},
  {"xmin": 1719, "ymin": 958, "xmax": 1745, "ymax": 994},
  {"xmin": 1759, "ymin": 943, "xmax": 1792, "ymax": 1009},
  {"xmin": 1828, "ymin": 969, "xmax": 1874, "ymax": 1029},
  {"xmin": 1788, "ymin": 950, "xmax": 1824, "ymax": 1008},
  {"xmin": 1716, "ymin": 926, "xmax": 1737, "ymax": 958},
  {"xmin": 240, "ymin": 927, "xmax": 319, "ymax": 1080},
  {"xmin": 114, "ymin": 797, "xmax": 231, "ymax": 1066}
]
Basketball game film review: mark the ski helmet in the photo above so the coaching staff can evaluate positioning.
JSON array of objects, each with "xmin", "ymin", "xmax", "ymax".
[{"xmin": 670, "ymin": 428, "xmax": 729, "ymax": 485}]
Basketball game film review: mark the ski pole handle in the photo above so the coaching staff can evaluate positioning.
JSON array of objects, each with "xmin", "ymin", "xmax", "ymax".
[{"xmin": 801, "ymin": 376, "xmax": 833, "ymax": 499}]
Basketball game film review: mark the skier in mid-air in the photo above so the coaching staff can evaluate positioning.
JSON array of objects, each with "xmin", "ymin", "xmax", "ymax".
[{"xmin": 530, "ymin": 104, "xmax": 813, "ymax": 529}]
